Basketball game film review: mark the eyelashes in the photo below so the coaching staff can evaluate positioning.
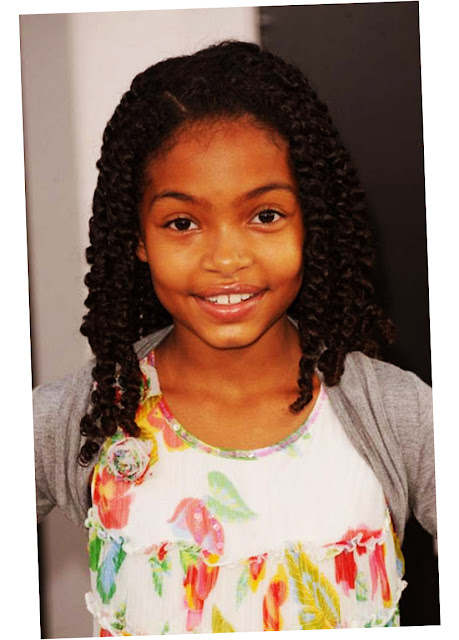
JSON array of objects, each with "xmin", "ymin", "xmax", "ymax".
[
  {"xmin": 163, "ymin": 208, "xmax": 286, "ymax": 232},
  {"xmin": 164, "ymin": 218, "xmax": 198, "ymax": 231},
  {"xmin": 251, "ymin": 209, "xmax": 285, "ymax": 225}
]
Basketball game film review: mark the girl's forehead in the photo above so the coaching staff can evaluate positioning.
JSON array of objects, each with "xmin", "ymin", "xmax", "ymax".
[
  {"xmin": 141, "ymin": 117, "xmax": 297, "ymax": 203},
  {"xmin": 145, "ymin": 119, "xmax": 292, "ymax": 188},
  {"xmin": 157, "ymin": 116, "xmax": 287, "ymax": 159}
]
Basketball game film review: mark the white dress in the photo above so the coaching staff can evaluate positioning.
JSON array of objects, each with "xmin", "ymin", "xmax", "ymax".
[{"xmin": 85, "ymin": 350, "xmax": 406, "ymax": 635}]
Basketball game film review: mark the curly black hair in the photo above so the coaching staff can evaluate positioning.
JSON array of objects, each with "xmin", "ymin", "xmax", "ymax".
[{"xmin": 78, "ymin": 40, "xmax": 395, "ymax": 465}]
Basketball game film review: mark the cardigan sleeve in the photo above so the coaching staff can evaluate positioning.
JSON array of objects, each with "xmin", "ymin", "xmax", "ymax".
[
  {"xmin": 32, "ymin": 328, "xmax": 172, "ymax": 528},
  {"xmin": 328, "ymin": 352, "xmax": 437, "ymax": 542},
  {"xmin": 33, "ymin": 364, "xmax": 97, "ymax": 528},
  {"xmin": 371, "ymin": 359, "xmax": 437, "ymax": 538},
  {"xmin": 397, "ymin": 371, "xmax": 436, "ymax": 537},
  {"xmin": 33, "ymin": 383, "xmax": 59, "ymax": 523}
]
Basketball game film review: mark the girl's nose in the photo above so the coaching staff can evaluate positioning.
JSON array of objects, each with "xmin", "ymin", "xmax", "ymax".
[{"xmin": 201, "ymin": 228, "xmax": 253, "ymax": 276}]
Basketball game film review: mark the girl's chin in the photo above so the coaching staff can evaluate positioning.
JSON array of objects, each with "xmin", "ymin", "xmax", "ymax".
[
  {"xmin": 193, "ymin": 328, "xmax": 261, "ymax": 351},
  {"xmin": 175, "ymin": 317, "xmax": 290, "ymax": 352}
]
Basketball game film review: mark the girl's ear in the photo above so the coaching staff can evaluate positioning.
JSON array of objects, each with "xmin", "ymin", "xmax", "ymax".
[{"xmin": 136, "ymin": 238, "xmax": 148, "ymax": 262}]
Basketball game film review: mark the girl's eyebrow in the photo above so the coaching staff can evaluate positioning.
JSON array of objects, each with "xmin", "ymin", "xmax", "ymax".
[
  {"xmin": 150, "ymin": 182, "xmax": 296, "ymax": 207},
  {"xmin": 150, "ymin": 190, "xmax": 197, "ymax": 206},
  {"xmin": 238, "ymin": 181, "xmax": 297, "ymax": 202}
]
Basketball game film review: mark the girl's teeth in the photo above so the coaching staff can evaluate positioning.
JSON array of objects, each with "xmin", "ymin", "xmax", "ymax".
[{"xmin": 206, "ymin": 293, "xmax": 254, "ymax": 305}]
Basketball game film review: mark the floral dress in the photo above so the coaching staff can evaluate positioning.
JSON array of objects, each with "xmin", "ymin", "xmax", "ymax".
[{"xmin": 85, "ymin": 351, "xmax": 406, "ymax": 635}]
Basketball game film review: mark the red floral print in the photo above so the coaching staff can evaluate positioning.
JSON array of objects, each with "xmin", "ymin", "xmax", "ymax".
[
  {"xmin": 329, "ymin": 526, "xmax": 391, "ymax": 604},
  {"xmin": 247, "ymin": 554, "xmax": 267, "ymax": 592},
  {"xmin": 263, "ymin": 564, "xmax": 289, "ymax": 631},
  {"xmin": 93, "ymin": 466, "xmax": 132, "ymax": 530},
  {"xmin": 168, "ymin": 497, "xmax": 225, "ymax": 629},
  {"xmin": 184, "ymin": 559, "xmax": 220, "ymax": 631},
  {"xmin": 369, "ymin": 543, "xmax": 392, "ymax": 607},
  {"xmin": 150, "ymin": 412, "xmax": 185, "ymax": 450},
  {"xmin": 146, "ymin": 402, "xmax": 188, "ymax": 451},
  {"xmin": 334, "ymin": 549, "xmax": 358, "ymax": 594},
  {"xmin": 157, "ymin": 542, "xmax": 169, "ymax": 562},
  {"xmin": 168, "ymin": 498, "xmax": 224, "ymax": 556}
]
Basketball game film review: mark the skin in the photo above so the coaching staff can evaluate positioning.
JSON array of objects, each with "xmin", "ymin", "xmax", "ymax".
[{"xmin": 137, "ymin": 117, "xmax": 320, "ymax": 449}]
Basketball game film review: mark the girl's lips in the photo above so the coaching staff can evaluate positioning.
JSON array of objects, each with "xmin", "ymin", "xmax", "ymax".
[
  {"xmin": 194, "ymin": 284, "xmax": 265, "ymax": 298},
  {"xmin": 193, "ymin": 290, "xmax": 266, "ymax": 322}
]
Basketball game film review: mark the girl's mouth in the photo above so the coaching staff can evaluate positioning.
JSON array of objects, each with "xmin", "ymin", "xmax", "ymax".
[
  {"xmin": 204, "ymin": 293, "xmax": 256, "ymax": 305},
  {"xmin": 193, "ymin": 289, "xmax": 265, "ymax": 321}
]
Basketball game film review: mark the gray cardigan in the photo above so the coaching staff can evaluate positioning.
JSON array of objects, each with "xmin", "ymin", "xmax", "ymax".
[{"xmin": 33, "ymin": 326, "xmax": 436, "ymax": 544}]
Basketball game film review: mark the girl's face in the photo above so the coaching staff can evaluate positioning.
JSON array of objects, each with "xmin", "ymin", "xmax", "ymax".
[{"xmin": 137, "ymin": 117, "xmax": 304, "ymax": 352}]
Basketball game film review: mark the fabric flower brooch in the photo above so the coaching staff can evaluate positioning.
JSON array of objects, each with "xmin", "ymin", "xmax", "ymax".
[{"xmin": 106, "ymin": 437, "xmax": 156, "ymax": 483}]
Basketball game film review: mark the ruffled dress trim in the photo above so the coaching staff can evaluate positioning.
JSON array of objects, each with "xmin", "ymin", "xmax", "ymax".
[
  {"xmin": 85, "ymin": 508, "xmax": 395, "ymax": 565},
  {"xmin": 85, "ymin": 506, "xmax": 406, "ymax": 634}
]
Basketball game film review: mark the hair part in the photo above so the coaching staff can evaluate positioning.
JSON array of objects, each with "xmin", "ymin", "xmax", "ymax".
[{"xmin": 78, "ymin": 40, "xmax": 395, "ymax": 465}]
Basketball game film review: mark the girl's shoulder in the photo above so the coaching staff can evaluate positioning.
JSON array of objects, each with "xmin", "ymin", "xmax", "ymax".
[
  {"xmin": 338, "ymin": 350, "xmax": 431, "ymax": 409},
  {"xmin": 33, "ymin": 360, "xmax": 94, "ymax": 415},
  {"xmin": 32, "ymin": 327, "xmax": 172, "ymax": 527},
  {"xmin": 33, "ymin": 361, "xmax": 96, "ymax": 527},
  {"xmin": 32, "ymin": 326, "xmax": 172, "ymax": 417},
  {"xmin": 330, "ymin": 352, "xmax": 435, "ymax": 539},
  {"xmin": 334, "ymin": 350, "xmax": 433, "ymax": 449},
  {"xmin": 328, "ymin": 350, "xmax": 433, "ymax": 474}
]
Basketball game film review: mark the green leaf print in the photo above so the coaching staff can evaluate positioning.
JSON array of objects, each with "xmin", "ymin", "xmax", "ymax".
[
  {"xmin": 236, "ymin": 565, "xmax": 250, "ymax": 605},
  {"xmin": 206, "ymin": 471, "xmax": 256, "ymax": 522},
  {"xmin": 356, "ymin": 572, "xmax": 368, "ymax": 602},
  {"xmin": 285, "ymin": 544, "xmax": 340, "ymax": 630},
  {"xmin": 148, "ymin": 545, "xmax": 171, "ymax": 596},
  {"xmin": 152, "ymin": 570, "xmax": 164, "ymax": 597},
  {"xmin": 88, "ymin": 532, "xmax": 103, "ymax": 572},
  {"xmin": 386, "ymin": 606, "xmax": 400, "ymax": 627},
  {"xmin": 177, "ymin": 542, "xmax": 200, "ymax": 575},
  {"xmin": 149, "ymin": 551, "xmax": 171, "ymax": 597},
  {"xmin": 112, "ymin": 603, "xmax": 127, "ymax": 632},
  {"xmin": 96, "ymin": 540, "xmax": 127, "ymax": 604},
  {"xmin": 365, "ymin": 606, "xmax": 400, "ymax": 628}
]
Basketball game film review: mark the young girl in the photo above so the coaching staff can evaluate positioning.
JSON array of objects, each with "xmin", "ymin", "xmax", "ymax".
[{"xmin": 33, "ymin": 41, "xmax": 436, "ymax": 635}]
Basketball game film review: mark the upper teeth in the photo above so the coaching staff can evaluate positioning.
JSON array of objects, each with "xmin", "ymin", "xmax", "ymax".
[{"xmin": 206, "ymin": 293, "xmax": 254, "ymax": 305}]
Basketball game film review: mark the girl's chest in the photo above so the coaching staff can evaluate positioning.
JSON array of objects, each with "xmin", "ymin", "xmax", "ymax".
[
  {"xmin": 90, "ymin": 392, "xmax": 387, "ymax": 554},
  {"xmin": 155, "ymin": 379, "xmax": 321, "ymax": 451}
]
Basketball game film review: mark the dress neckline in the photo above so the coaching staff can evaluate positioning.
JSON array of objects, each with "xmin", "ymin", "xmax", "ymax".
[{"xmin": 139, "ymin": 349, "xmax": 326, "ymax": 460}]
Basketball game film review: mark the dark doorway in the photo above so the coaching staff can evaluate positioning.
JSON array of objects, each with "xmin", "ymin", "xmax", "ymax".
[{"xmin": 260, "ymin": 1, "xmax": 438, "ymax": 626}]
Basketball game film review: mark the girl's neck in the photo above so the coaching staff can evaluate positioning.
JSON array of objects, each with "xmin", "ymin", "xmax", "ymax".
[{"xmin": 155, "ymin": 316, "xmax": 301, "ymax": 397}]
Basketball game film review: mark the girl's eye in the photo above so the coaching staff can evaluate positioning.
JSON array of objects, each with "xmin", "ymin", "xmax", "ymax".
[
  {"xmin": 252, "ymin": 209, "xmax": 284, "ymax": 225},
  {"xmin": 165, "ymin": 217, "xmax": 198, "ymax": 231}
]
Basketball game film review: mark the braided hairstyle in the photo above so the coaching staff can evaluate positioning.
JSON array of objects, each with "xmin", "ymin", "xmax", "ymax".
[{"xmin": 79, "ymin": 40, "xmax": 395, "ymax": 464}]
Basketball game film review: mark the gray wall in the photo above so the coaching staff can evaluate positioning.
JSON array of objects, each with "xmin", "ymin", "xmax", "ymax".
[{"xmin": 21, "ymin": 8, "xmax": 259, "ymax": 638}]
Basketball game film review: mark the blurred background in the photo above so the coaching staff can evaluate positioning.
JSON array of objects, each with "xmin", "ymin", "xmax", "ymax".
[{"xmin": 20, "ymin": 3, "xmax": 438, "ymax": 637}]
